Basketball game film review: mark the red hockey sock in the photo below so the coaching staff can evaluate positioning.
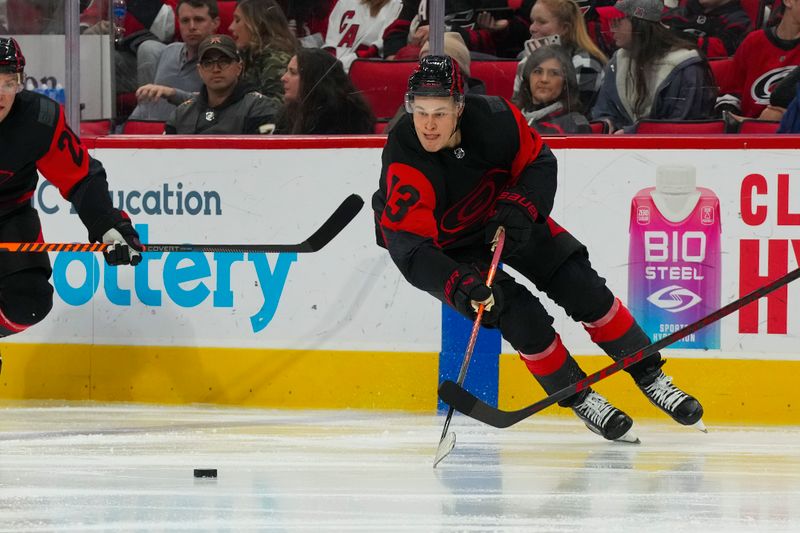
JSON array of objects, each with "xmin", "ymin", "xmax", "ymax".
[
  {"xmin": 582, "ymin": 298, "xmax": 634, "ymax": 343},
  {"xmin": 519, "ymin": 334, "xmax": 568, "ymax": 376}
]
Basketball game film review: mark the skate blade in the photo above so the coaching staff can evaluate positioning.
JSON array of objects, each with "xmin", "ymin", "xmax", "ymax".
[
  {"xmin": 691, "ymin": 419, "xmax": 708, "ymax": 433},
  {"xmin": 615, "ymin": 427, "xmax": 640, "ymax": 444},
  {"xmin": 433, "ymin": 432, "xmax": 456, "ymax": 468}
]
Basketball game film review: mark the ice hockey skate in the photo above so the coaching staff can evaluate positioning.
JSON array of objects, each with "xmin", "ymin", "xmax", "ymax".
[
  {"xmin": 571, "ymin": 389, "xmax": 639, "ymax": 443},
  {"xmin": 637, "ymin": 362, "xmax": 706, "ymax": 432}
]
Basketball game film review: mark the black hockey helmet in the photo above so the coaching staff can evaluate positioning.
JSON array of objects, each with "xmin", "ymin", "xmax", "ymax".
[
  {"xmin": 405, "ymin": 55, "xmax": 465, "ymax": 111},
  {"xmin": 0, "ymin": 37, "xmax": 25, "ymax": 75}
]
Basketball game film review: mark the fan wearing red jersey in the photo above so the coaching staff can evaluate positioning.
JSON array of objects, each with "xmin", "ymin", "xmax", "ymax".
[
  {"xmin": 0, "ymin": 38, "xmax": 142, "ymax": 350},
  {"xmin": 373, "ymin": 55, "xmax": 705, "ymax": 442}
]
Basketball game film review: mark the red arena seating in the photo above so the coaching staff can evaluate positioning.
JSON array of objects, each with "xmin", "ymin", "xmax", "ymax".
[
  {"xmin": 122, "ymin": 120, "xmax": 166, "ymax": 134},
  {"xmin": 470, "ymin": 60, "xmax": 518, "ymax": 100},
  {"xmin": 80, "ymin": 119, "xmax": 113, "ymax": 137},
  {"xmin": 633, "ymin": 119, "xmax": 727, "ymax": 134},
  {"xmin": 589, "ymin": 121, "xmax": 609, "ymax": 134},
  {"xmin": 737, "ymin": 119, "xmax": 780, "ymax": 134},
  {"xmin": 349, "ymin": 59, "xmax": 417, "ymax": 121}
]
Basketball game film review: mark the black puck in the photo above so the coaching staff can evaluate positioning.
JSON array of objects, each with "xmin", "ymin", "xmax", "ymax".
[{"xmin": 193, "ymin": 468, "xmax": 217, "ymax": 478}]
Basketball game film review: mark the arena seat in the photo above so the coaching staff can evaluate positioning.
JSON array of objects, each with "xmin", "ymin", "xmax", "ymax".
[
  {"xmin": 349, "ymin": 59, "xmax": 417, "ymax": 121},
  {"xmin": 633, "ymin": 119, "xmax": 727, "ymax": 134},
  {"xmin": 122, "ymin": 120, "xmax": 166, "ymax": 134},
  {"xmin": 470, "ymin": 60, "xmax": 518, "ymax": 100},
  {"xmin": 737, "ymin": 119, "xmax": 780, "ymax": 134},
  {"xmin": 710, "ymin": 58, "xmax": 735, "ymax": 93},
  {"xmin": 80, "ymin": 119, "xmax": 114, "ymax": 137},
  {"xmin": 589, "ymin": 120, "xmax": 609, "ymax": 134}
]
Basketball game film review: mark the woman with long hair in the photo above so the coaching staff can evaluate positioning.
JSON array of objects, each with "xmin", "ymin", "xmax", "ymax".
[
  {"xmin": 229, "ymin": 0, "xmax": 297, "ymax": 107},
  {"xmin": 514, "ymin": 46, "xmax": 591, "ymax": 134},
  {"xmin": 590, "ymin": 0, "xmax": 717, "ymax": 133},
  {"xmin": 276, "ymin": 47, "xmax": 376, "ymax": 134},
  {"xmin": 513, "ymin": 0, "xmax": 608, "ymax": 110}
]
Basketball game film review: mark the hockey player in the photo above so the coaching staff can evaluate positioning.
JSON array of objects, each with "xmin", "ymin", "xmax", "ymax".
[
  {"xmin": 372, "ymin": 55, "xmax": 705, "ymax": 442},
  {"xmin": 0, "ymin": 38, "xmax": 142, "ymax": 371}
]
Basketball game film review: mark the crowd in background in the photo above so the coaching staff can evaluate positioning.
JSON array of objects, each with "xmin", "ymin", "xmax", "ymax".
[{"xmin": 2, "ymin": 0, "xmax": 799, "ymax": 134}]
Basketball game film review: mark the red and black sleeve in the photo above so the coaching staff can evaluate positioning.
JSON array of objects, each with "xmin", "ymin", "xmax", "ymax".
[
  {"xmin": 377, "ymin": 156, "xmax": 460, "ymax": 295},
  {"xmin": 36, "ymin": 105, "xmax": 119, "ymax": 242},
  {"xmin": 501, "ymin": 100, "xmax": 557, "ymax": 223}
]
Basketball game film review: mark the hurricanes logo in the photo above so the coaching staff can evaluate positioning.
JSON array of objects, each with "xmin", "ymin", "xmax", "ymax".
[
  {"xmin": 647, "ymin": 285, "xmax": 702, "ymax": 313},
  {"xmin": 440, "ymin": 168, "xmax": 508, "ymax": 239},
  {"xmin": 751, "ymin": 67, "xmax": 794, "ymax": 105}
]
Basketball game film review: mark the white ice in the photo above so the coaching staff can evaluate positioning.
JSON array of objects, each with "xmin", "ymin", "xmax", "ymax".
[{"xmin": 1, "ymin": 402, "xmax": 799, "ymax": 532}]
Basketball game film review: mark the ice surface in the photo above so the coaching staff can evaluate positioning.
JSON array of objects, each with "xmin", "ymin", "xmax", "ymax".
[{"xmin": 1, "ymin": 402, "xmax": 799, "ymax": 532}]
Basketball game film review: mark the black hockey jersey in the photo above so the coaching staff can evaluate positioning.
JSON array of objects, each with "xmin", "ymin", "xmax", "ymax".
[{"xmin": 372, "ymin": 94, "xmax": 582, "ymax": 296}]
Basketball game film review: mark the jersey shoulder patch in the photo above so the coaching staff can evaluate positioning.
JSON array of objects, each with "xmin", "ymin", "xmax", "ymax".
[{"xmin": 36, "ymin": 96, "xmax": 58, "ymax": 128}]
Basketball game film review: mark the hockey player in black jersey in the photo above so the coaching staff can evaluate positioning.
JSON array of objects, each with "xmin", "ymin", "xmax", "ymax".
[
  {"xmin": 373, "ymin": 55, "xmax": 706, "ymax": 442},
  {"xmin": 0, "ymin": 38, "xmax": 142, "ymax": 362}
]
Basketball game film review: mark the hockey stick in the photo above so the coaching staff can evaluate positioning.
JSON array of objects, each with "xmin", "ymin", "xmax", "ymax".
[
  {"xmin": 433, "ymin": 227, "xmax": 505, "ymax": 468},
  {"xmin": 0, "ymin": 194, "xmax": 364, "ymax": 254},
  {"xmin": 439, "ymin": 265, "xmax": 800, "ymax": 429}
]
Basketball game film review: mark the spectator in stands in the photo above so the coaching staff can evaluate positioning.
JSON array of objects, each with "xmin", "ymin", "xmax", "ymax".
[
  {"xmin": 662, "ymin": 0, "xmax": 751, "ymax": 58},
  {"xmin": 714, "ymin": 0, "xmax": 800, "ymax": 119},
  {"xmin": 275, "ymin": 47, "xmax": 375, "ymax": 134},
  {"xmin": 514, "ymin": 45, "xmax": 592, "ymax": 134},
  {"xmin": 382, "ymin": 0, "xmax": 535, "ymax": 60},
  {"xmin": 165, "ymin": 35, "xmax": 278, "ymax": 134},
  {"xmin": 80, "ymin": 0, "xmax": 177, "ymax": 94},
  {"xmin": 590, "ymin": 0, "xmax": 717, "ymax": 133},
  {"xmin": 513, "ymin": 0, "xmax": 608, "ymax": 111},
  {"xmin": 130, "ymin": 0, "xmax": 220, "ymax": 122},
  {"xmin": 229, "ymin": 0, "xmax": 297, "ymax": 108},
  {"xmin": 281, "ymin": 0, "xmax": 335, "ymax": 48},
  {"xmin": 777, "ymin": 78, "xmax": 800, "ymax": 132},
  {"xmin": 323, "ymin": 0, "xmax": 402, "ymax": 72}
]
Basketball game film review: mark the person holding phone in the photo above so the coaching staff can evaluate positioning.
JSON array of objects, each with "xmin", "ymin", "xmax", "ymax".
[{"xmin": 512, "ymin": 0, "xmax": 608, "ymax": 111}]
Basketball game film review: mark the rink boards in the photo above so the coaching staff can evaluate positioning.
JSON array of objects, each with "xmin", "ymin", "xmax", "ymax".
[{"xmin": 2, "ymin": 135, "xmax": 799, "ymax": 424}]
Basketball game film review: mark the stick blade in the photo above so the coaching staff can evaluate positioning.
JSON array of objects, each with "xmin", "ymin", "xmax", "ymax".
[
  {"xmin": 433, "ymin": 432, "xmax": 456, "ymax": 468},
  {"xmin": 438, "ymin": 380, "xmax": 522, "ymax": 429},
  {"xmin": 302, "ymin": 194, "xmax": 364, "ymax": 252}
]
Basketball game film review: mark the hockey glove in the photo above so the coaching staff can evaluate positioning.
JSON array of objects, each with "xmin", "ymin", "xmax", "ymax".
[
  {"xmin": 444, "ymin": 265, "xmax": 503, "ymax": 327},
  {"xmin": 97, "ymin": 211, "xmax": 143, "ymax": 266},
  {"xmin": 486, "ymin": 190, "xmax": 539, "ymax": 256}
]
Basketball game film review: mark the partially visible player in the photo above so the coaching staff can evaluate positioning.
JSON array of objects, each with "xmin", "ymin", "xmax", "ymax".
[
  {"xmin": 0, "ymin": 38, "xmax": 142, "ymax": 372},
  {"xmin": 373, "ymin": 55, "xmax": 705, "ymax": 442}
]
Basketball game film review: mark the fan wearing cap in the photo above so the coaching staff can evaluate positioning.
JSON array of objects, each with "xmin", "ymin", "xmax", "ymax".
[
  {"xmin": 0, "ymin": 37, "xmax": 142, "ymax": 350},
  {"xmin": 372, "ymin": 55, "xmax": 705, "ymax": 443},
  {"xmin": 590, "ymin": 0, "xmax": 717, "ymax": 133},
  {"xmin": 165, "ymin": 34, "xmax": 279, "ymax": 134}
]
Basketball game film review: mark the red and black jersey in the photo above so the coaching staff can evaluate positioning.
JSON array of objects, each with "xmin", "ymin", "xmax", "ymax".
[
  {"xmin": 372, "ymin": 94, "xmax": 582, "ymax": 295},
  {"xmin": 717, "ymin": 27, "xmax": 800, "ymax": 117},
  {"xmin": 0, "ymin": 90, "xmax": 117, "ymax": 239},
  {"xmin": 662, "ymin": 0, "xmax": 752, "ymax": 58}
]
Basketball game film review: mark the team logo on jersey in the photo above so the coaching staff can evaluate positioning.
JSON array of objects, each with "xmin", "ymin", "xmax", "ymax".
[
  {"xmin": 205, "ymin": 111, "xmax": 215, "ymax": 121},
  {"xmin": 439, "ymin": 168, "xmax": 508, "ymax": 239},
  {"xmin": 751, "ymin": 67, "xmax": 794, "ymax": 105},
  {"xmin": 647, "ymin": 285, "xmax": 702, "ymax": 313}
]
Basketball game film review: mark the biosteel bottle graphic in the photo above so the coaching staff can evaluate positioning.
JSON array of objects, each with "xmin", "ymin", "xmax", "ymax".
[{"xmin": 628, "ymin": 166, "xmax": 721, "ymax": 349}]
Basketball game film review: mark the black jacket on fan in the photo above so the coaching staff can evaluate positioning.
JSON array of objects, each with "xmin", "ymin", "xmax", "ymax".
[{"xmin": 662, "ymin": 0, "xmax": 752, "ymax": 57}]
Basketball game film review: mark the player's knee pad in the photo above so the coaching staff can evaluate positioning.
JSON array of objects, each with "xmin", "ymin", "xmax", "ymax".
[{"xmin": 0, "ymin": 270, "xmax": 54, "ymax": 336}]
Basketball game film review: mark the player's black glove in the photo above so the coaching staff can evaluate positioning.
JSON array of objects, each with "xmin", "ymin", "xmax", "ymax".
[
  {"xmin": 444, "ymin": 265, "xmax": 503, "ymax": 327},
  {"xmin": 94, "ymin": 211, "xmax": 143, "ymax": 266},
  {"xmin": 486, "ymin": 189, "xmax": 539, "ymax": 256}
]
